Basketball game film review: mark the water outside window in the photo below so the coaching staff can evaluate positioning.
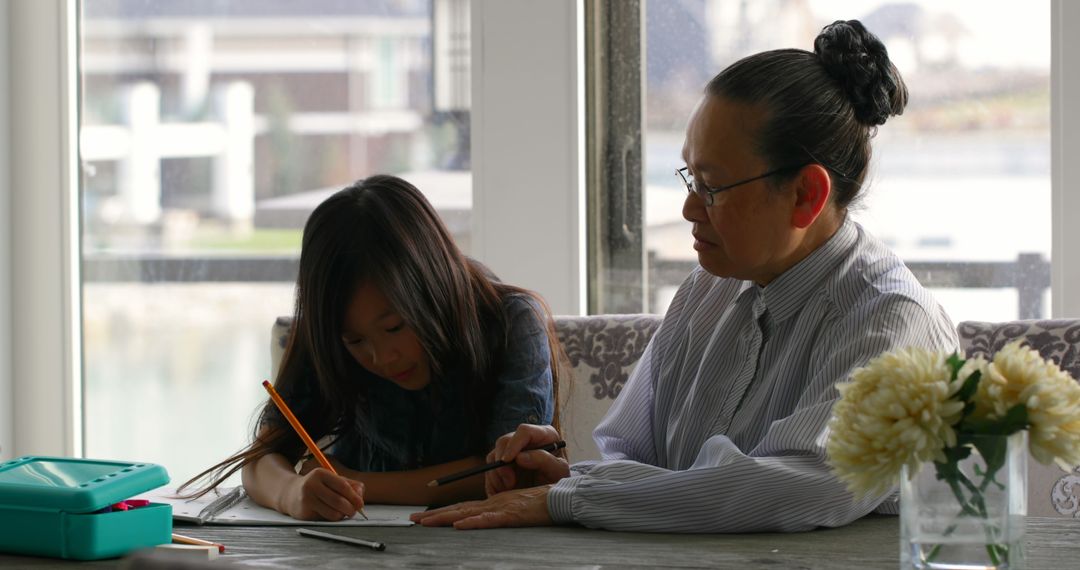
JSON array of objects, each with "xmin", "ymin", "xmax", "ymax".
[
  {"xmin": 642, "ymin": 0, "xmax": 1050, "ymax": 321},
  {"xmin": 79, "ymin": 0, "xmax": 472, "ymax": 483}
]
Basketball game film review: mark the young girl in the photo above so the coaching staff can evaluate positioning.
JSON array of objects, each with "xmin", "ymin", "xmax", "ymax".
[{"xmin": 182, "ymin": 174, "xmax": 561, "ymax": 520}]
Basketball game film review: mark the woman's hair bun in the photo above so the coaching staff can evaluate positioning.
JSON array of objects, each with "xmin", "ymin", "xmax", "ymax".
[{"xmin": 813, "ymin": 19, "xmax": 908, "ymax": 126}]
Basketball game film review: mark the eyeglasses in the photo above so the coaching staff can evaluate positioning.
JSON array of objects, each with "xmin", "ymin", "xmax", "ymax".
[{"xmin": 676, "ymin": 164, "xmax": 806, "ymax": 206}]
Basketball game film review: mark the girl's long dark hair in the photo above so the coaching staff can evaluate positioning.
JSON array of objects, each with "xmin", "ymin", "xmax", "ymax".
[{"xmin": 180, "ymin": 175, "xmax": 562, "ymax": 496}]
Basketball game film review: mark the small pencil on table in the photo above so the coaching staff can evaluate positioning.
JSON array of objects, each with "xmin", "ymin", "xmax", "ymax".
[
  {"xmin": 297, "ymin": 528, "xmax": 386, "ymax": 552},
  {"xmin": 171, "ymin": 533, "xmax": 225, "ymax": 553}
]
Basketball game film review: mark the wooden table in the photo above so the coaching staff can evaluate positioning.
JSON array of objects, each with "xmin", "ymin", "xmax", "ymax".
[{"xmin": 1, "ymin": 516, "xmax": 1077, "ymax": 568}]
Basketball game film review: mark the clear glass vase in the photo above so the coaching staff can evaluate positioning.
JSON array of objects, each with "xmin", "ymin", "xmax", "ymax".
[{"xmin": 900, "ymin": 432, "xmax": 1027, "ymax": 570}]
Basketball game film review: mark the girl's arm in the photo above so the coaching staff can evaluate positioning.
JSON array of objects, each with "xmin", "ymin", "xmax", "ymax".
[
  {"xmin": 241, "ymin": 451, "xmax": 300, "ymax": 512},
  {"xmin": 305, "ymin": 455, "xmax": 488, "ymax": 506},
  {"xmin": 242, "ymin": 428, "xmax": 364, "ymax": 520},
  {"xmin": 486, "ymin": 295, "xmax": 557, "ymax": 440}
]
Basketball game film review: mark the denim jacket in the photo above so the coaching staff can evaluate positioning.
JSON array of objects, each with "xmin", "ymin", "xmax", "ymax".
[{"xmin": 267, "ymin": 294, "xmax": 554, "ymax": 472}]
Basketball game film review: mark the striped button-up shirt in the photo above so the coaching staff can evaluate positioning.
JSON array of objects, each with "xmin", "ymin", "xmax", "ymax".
[{"xmin": 547, "ymin": 219, "xmax": 958, "ymax": 532}]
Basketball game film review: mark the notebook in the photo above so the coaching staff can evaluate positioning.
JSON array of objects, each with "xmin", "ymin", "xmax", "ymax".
[{"xmin": 137, "ymin": 486, "xmax": 417, "ymax": 527}]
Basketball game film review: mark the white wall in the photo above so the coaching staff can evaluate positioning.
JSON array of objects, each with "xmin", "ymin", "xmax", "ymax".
[
  {"xmin": 0, "ymin": 1, "xmax": 14, "ymax": 461},
  {"xmin": 1053, "ymin": 0, "xmax": 1080, "ymax": 318},
  {"xmin": 9, "ymin": 0, "xmax": 81, "ymax": 458},
  {"xmin": 471, "ymin": 0, "xmax": 585, "ymax": 315}
]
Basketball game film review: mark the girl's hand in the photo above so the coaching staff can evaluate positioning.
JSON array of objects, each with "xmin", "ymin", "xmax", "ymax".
[
  {"xmin": 485, "ymin": 424, "xmax": 569, "ymax": 497},
  {"xmin": 280, "ymin": 468, "xmax": 365, "ymax": 521}
]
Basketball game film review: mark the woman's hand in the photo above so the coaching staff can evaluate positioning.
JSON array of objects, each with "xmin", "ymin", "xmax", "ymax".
[
  {"xmin": 410, "ymin": 485, "xmax": 553, "ymax": 529},
  {"xmin": 280, "ymin": 468, "xmax": 365, "ymax": 521},
  {"xmin": 485, "ymin": 424, "xmax": 570, "ymax": 497}
]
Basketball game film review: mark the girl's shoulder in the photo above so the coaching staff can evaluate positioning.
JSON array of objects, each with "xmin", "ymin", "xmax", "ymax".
[
  {"xmin": 498, "ymin": 292, "xmax": 551, "ymax": 343},
  {"xmin": 502, "ymin": 291, "xmax": 543, "ymax": 312},
  {"xmin": 501, "ymin": 292, "xmax": 549, "ymax": 326}
]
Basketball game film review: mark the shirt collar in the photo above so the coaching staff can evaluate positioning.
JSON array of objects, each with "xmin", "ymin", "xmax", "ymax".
[{"xmin": 755, "ymin": 218, "xmax": 858, "ymax": 325}]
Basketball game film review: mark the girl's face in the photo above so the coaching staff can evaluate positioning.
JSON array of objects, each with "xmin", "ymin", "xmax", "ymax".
[{"xmin": 341, "ymin": 282, "xmax": 431, "ymax": 391}]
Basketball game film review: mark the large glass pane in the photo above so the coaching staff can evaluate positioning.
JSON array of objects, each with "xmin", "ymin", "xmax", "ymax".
[
  {"xmin": 79, "ymin": 0, "xmax": 471, "ymax": 483},
  {"xmin": 642, "ymin": 0, "xmax": 1050, "ymax": 322}
]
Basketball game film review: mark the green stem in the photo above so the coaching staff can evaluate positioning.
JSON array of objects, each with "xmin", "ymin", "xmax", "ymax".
[
  {"xmin": 927, "ymin": 462, "xmax": 1009, "ymax": 567},
  {"xmin": 965, "ymin": 471, "xmax": 1007, "ymax": 566}
]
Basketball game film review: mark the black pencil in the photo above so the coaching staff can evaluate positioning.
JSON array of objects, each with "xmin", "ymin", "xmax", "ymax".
[
  {"xmin": 426, "ymin": 440, "xmax": 567, "ymax": 487},
  {"xmin": 297, "ymin": 528, "xmax": 385, "ymax": 552}
]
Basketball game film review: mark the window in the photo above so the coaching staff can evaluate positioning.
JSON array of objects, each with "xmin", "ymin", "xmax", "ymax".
[
  {"xmin": 6, "ymin": 0, "xmax": 580, "ymax": 466},
  {"xmin": 78, "ymin": 0, "xmax": 471, "ymax": 482},
  {"xmin": 595, "ymin": 0, "xmax": 1052, "ymax": 323},
  {"xmin": 9, "ymin": 0, "xmax": 1074, "ymax": 468}
]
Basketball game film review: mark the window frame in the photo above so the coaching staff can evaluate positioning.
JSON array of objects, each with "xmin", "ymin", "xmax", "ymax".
[
  {"xmin": 4, "ymin": 0, "xmax": 82, "ymax": 459},
  {"xmin": 1052, "ymin": 0, "xmax": 1080, "ymax": 317},
  {"xmin": 0, "ymin": 2, "xmax": 10, "ymax": 459},
  {"xmin": 470, "ymin": 0, "xmax": 585, "ymax": 316},
  {"xmin": 585, "ymin": 0, "xmax": 647, "ymax": 314}
]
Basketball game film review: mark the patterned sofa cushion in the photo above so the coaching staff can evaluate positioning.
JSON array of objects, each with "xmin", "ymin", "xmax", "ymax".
[
  {"xmin": 554, "ymin": 314, "xmax": 662, "ymax": 461},
  {"xmin": 958, "ymin": 319, "xmax": 1080, "ymax": 519}
]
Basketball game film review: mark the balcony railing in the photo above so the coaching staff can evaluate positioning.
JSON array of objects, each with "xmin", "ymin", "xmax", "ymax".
[
  {"xmin": 84, "ymin": 252, "xmax": 1052, "ymax": 320},
  {"xmin": 648, "ymin": 252, "xmax": 1051, "ymax": 320}
]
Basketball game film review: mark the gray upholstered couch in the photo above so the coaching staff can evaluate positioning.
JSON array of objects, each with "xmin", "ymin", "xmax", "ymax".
[
  {"xmin": 271, "ymin": 315, "xmax": 1080, "ymax": 519},
  {"xmin": 957, "ymin": 320, "xmax": 1080, "ymax": 519}
]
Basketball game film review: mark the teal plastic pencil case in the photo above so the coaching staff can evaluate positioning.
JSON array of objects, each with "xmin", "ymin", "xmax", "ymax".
[{"xmin": 0, "ymin": 456, "xmax": 172, "ymax": 560}]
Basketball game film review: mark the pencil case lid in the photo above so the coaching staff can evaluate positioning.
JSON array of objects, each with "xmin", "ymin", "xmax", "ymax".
[{"xmin": 0, "ymin": 456, "xmax": 169, "ymax": 513}]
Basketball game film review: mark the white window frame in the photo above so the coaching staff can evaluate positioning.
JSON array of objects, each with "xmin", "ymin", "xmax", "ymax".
[
  {"xmin": 0, "ymin": 1, "xmax": 11, "ymax": 460},
  {"xmin": 3, "ymin": 0, "xmax": 82, "ymax": 460},
  {"xmin": 1052, "ymin": 0, "xmax": 1080, "ymax": 317},
  {"xmin": 470, "ymin": 0, "xmax": 585, "ymax": 315},
  {"xmin": 0, "ymin": 0, "xmax": 1075, "ymax": 458}
]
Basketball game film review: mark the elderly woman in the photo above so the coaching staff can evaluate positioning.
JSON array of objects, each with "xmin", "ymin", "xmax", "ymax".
[{"xmin": 413, "ymin": 19, "xmax": 957, "ymax": 533}]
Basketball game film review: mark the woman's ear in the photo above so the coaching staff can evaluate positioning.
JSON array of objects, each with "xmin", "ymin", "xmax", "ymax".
[{"xmin": 790, "ymin": 164, "xmax": 832, "ymax": 228}]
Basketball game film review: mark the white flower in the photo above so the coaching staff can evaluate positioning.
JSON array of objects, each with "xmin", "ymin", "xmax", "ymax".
[
  {"xmin": 976, "ymin": 341, "xmax": 1080, "ymax": 469},
  {"xmin": 956, "ymin": 354, "xmax": 989, "ymax": 389},
  {"xmin": 827, "ymin": 347, "xmax": 965, "ymax": 497}
]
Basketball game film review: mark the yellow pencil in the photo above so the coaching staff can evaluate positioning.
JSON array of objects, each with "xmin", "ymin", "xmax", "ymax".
[
  {"xmin": 172, "ymin": 532, "xmax": 225, "ymax": 553},
  {"xmin": 262, "ymin": 380, "xmax": 368, "ymax": 520}
]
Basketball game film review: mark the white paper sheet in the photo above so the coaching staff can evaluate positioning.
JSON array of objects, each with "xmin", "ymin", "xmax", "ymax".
[{"xmin": 137, "ymin": 486, "xmax": 417, "ymax": 527}]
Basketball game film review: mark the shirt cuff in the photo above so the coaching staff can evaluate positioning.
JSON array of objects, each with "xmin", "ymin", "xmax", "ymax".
[
  {"xmin": 569, "ymin": 460, "xmax": 598, "ymax": 477},
  {"xmin": 547, "ymin": 476, "xmax": 583, "ymax": 524}
]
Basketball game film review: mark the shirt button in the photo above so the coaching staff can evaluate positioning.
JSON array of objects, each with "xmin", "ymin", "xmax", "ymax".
[{"xmin": 527, "ymin": 414, "xmax": 539, "ymax": 424}]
